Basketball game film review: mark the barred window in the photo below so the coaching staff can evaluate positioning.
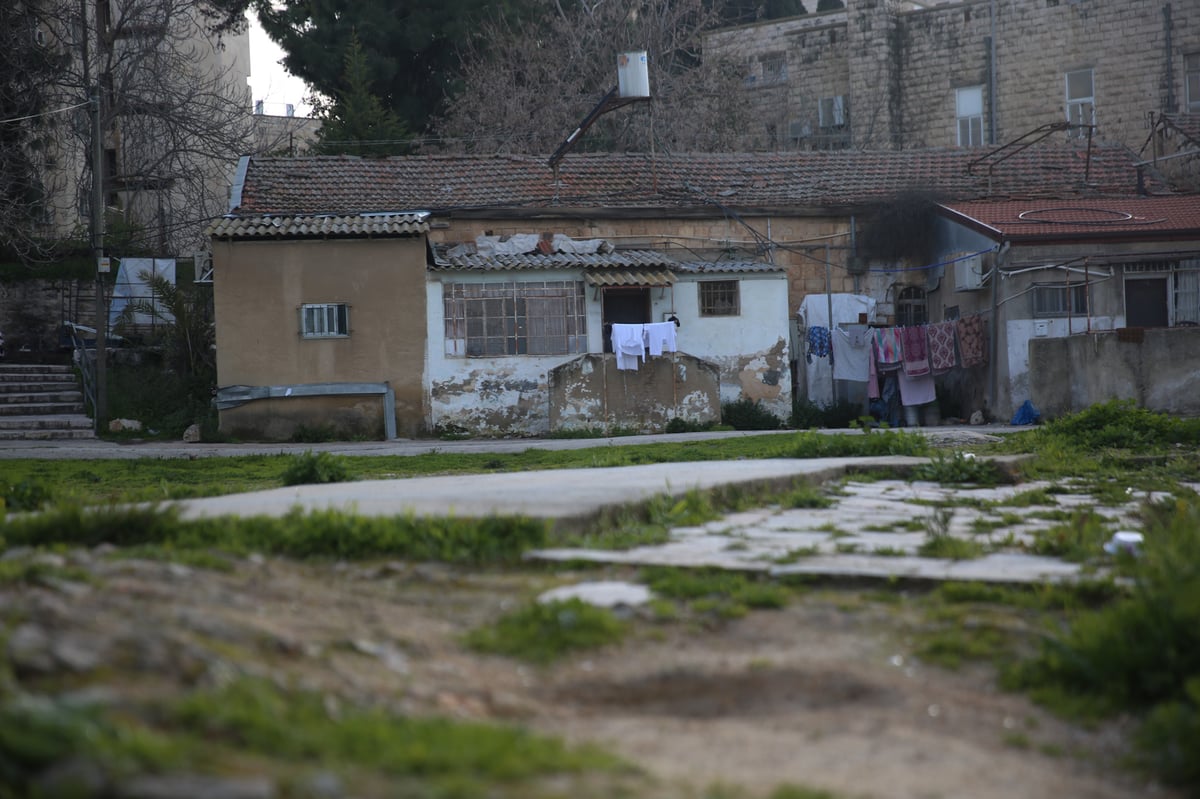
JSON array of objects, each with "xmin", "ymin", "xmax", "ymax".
[
  {"xmin": 300, "ymin": 303, "xmax": 349, "ymax": 338},
  {"xmin": 1033, "ymin": 283, "xmax": 1088, "ymax": 317},
  {"xmin": 699, "ymin": 280, "xmax": 740, "ymax": 316},
  {"xmin": 896, "ymin": 286, "xmax": 928, "ymax": 326},
  {"xmin": 443, "ymin": 281, "xmax": 587, "ymax": 357}
]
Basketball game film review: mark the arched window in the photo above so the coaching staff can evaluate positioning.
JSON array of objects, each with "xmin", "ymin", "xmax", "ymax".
[{"xmin": 896, "ymin": 286, "xmax": 928, "ymax": 327}]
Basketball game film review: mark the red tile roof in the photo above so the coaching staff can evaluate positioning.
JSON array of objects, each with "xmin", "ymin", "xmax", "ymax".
[
  {"xmin": 231, "ymin": 144, "xmax": 1163, "ymax": 218},
  {"xmin": 941, "ymin": 196, "xmax": 1200, "ymax": 242}
]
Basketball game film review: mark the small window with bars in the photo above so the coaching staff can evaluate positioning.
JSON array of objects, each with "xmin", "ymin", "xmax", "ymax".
[
  {"xmin": 1032, "ymin": 284, "xmax": 1088, "ymax": 317},
  {"xmin": 300, "ymin": 303, "xmax": 349, "ymax": 338},
  {"xmin": 699, "ymin": 280, "xmax": 740, "ymax": 316}
]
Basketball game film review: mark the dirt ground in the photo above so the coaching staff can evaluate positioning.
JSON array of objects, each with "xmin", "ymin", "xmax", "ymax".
[{"xmin": 3, "ymin": 547, "xmax": 1175, "ymax": 799}]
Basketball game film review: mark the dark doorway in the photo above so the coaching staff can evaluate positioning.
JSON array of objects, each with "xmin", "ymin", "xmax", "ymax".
[
  {"xmin": 602, "ymin": 288, "xmax": 651, "ymax": 352},
  {"xmin": 1125, "ymin": 278, "xmax": 1169, "ymax": 328}
]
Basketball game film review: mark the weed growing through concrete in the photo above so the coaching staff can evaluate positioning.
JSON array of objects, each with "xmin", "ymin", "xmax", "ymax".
[{"xmin": 917, "ymin": 507, "xmax": 983, "ymax": 560}]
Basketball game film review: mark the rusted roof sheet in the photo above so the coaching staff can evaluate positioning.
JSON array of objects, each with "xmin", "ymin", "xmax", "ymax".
[
  {"xmin": 208, "ymin": 212, "xmax": 429, "ymax": 240},
  {"xmin": 431, "ymin": 246, "xmax": 679, "ymax": 271},
  {"xmin": 941, "ymin": 196, "xmax": 1200, "ymax": 242},
  {"xmin": 584, "ymin": 270, "xmax": 676, "ymax": 287},
  {"xmin": 231, "ymin": 144, "xmax": 1163, "ymax": 218}
]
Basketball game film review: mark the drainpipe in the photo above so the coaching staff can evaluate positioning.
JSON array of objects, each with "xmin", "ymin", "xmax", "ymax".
[
  {"xmin": 825, "ymin": 243, "xmax": 835, "ymax": 404},
  {"xmin": 987, "ymin": 240, "xmax": 1009, "ymax": 417},
  {"xmin": 988, "ymin": 0, "xmax": 998, "ymax": 144}
]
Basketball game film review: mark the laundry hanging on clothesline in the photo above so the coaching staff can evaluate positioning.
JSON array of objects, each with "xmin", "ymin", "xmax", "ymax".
[
  {"xmin": 611, "ymin": 322, "xmax": 679, "ymax": 371},
  {"xmin": 806, "ymin": 325, "xmax": 831, "ymax": 364}
]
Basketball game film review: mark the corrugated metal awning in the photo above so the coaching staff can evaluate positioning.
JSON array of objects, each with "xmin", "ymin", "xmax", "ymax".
[{"xmin": 584, "ymin": 270, "xmax": 676, "ymax": 288}]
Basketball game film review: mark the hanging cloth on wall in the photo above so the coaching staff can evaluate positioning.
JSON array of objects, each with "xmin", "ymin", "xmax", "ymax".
[
  {"xmin": 898, "ymin": 370, "xmax": 936, "ymax": 407},
  {"xmin": 611, "ymin": 323, "xmax": 646, "ymax": 371},
  {"xmin": 832, "ymin": 325, "xmax": 871, "ymax": 382},
  {"xmin": 644, "ymin": 321, "xmax": 678, "ymax": 357},
  {"xmin": 806, "ymin": 326, "xmax": 832, "ymax": 363},
  {"xmin": 926, "ymin": 320, "xmax": 958, "ymax": 374},
  {"xmin": 956, "ymin": 314, "xmax": 988, "ymax": 368},
  {"xmin": 900, "ymin": 325, "xmax": 931, "ymax": 377},
  {"xmin": 872, "ymin": 327, "xmax": 902, "ymax": 370}
]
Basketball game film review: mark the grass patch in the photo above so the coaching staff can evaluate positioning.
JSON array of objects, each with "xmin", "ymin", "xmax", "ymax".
[
  {"xmin": 779, "ymin": 484, "xmax": 833, "ymax": 509},
  {"xmin": 1026, "ymin": 509, "xmax": 1113, "ymax": 562},
  {"xmin": 465, "ymin": 599, "xmax": 627, "ymax": 665},
  {"xmin": 911, "ymin": 452, "xmax": 1007, "ymax": 486},
  {"xmin": 1, "ymin": 505, "xmax": 547, "ymax": 564},
  {"xmin": 281, "ymin": 450, "xmax": 351, "ymax": 486},
  {"xmin": 641, "ymin": 567, "xmax": 791, "ymax": 620},
  {"xmin": 557, "ymin": 490, "xmax": 718, "ymax": 551},
  {"xmin": 772, "ymin": 545, "xmax": 820, "ymax": 564},
  {"xmin": 789, "ymin": 430, "xmax": 929, "ymax": 458},
  {"xmin": 0, "ymin": 557, "xmax": 92, "ymax": 587}
]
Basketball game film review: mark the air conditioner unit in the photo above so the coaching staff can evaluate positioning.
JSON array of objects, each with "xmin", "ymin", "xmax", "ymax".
[{"xmin": 954, "ymin": 254, "xmax": 985, "ymax": 291}]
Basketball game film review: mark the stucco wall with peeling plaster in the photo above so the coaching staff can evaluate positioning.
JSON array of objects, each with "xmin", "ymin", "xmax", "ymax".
[{"xmin": 426, "ymin": 269, "xmax": 792, "ymax": 434}]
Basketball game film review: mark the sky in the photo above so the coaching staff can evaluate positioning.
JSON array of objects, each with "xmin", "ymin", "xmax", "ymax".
[{"xmin": 245, "ymin": 12, "xmax": 315, "ymax": 117}]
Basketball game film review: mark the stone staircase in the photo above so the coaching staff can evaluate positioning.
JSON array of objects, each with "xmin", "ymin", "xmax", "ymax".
[{"xmin": 0, "ymin": 364, "xmax": 96, "ymax": 440}]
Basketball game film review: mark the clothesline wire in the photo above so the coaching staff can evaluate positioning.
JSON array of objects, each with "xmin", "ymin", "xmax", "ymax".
[{"xmin": 0, "ymin": 100, "xmax": 91, "ymax": 125}]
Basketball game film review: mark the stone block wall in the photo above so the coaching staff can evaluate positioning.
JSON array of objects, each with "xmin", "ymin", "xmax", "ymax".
[{"xmin": 705, "ymin": 0, "xmax": 1200, "ymax": 157}]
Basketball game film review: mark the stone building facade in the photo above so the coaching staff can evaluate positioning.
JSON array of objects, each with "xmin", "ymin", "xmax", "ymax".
[{"xmin": 706, "ymin": 0, "xmax": 1200, "ymax": 155}]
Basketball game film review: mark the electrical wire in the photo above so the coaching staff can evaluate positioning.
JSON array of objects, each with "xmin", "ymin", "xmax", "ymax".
[{"xmin": 0, "ymin": 101, "xmax": 92, "ymax": 125}]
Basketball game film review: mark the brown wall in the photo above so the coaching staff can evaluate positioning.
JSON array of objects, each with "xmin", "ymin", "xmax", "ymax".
[
  {"xmin": 212, "ymin": 236, "xmax": 428, "ymax": 437},
  {"xmin": 548, "ymin": 353, "xmax": 721, "ymax": 433}
]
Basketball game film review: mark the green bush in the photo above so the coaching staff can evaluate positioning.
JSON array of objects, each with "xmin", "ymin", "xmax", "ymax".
[
  {"xmin": 281, "ymin": 450, "xmax": 350, "ymax": 486},
  {"xmin": 1010, "ymin": 492, "xmax": 1200, "ymax": 793},
  {"xmin": 465, "ymin": 598, "xmax": 627, "ymax": 664},
  {"xmin": 665, "ymin": 416, "xmax": 716, "ymax": 434},
  {"xmin": 106, "ymin": 364, "xmax": 215, "ymax": 439},
  {"xmin": 721, "ymin": 398, "xmax": 783, "ymax": 430},
  {"xmin": 790, "ymin": 398, "xmax": 862, "ymax": 429},
  {"xmin": 0, "ymin": 479, "xmax": 53, "ymax": 512},
  {"xmin": 1040, "ymin": 399, "xmax": 1200, "ymax": 451}
]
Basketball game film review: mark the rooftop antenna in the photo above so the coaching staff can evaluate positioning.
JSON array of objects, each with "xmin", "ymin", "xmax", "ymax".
[{"xmin": 548, "ymin": 51, "xmax": 652, "ymax": 174}]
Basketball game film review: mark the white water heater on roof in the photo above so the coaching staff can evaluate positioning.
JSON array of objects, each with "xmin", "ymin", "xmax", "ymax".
[{"xmin": 618, "ymin": 51, "xmax": 650, "ymax": 99}]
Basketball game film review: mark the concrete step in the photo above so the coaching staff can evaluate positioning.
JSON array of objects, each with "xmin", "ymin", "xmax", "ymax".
[
  {"xmin": 0, "ymin": 415, "xmax": 93, "ymax": 431},
  {"xmin": 0, "ymin": 391, "xmax": 83, "ymax": 405},
  {"xmin": 0, "ymin": 402, "xmax": 85, "ymax": 417},
  {"xmin": 0, "ymin": 364, "xmax": 73, "ymax": 376},
  {"xmin": 0, "ymin": 427, "xmax": 96, "ymax": 440},
  {"xmin": 0, "ymin": 381, "xmax": 79, "ymax": 393}
]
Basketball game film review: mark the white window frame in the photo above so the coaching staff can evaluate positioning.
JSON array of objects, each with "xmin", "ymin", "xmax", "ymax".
[
  {"xmin": 300, "ymin": 303, "xmax": 349, "ymax": 338},
  {"xmin": 955, "ymin": 86, "xmax": 984, "ymax": 147},
  {"xmin": 1065, "ymin": 68, "xmax": 1095, "ymax": 135},
  {"xmin": 818, "ymin": 95, "xmax": 846, "ymax": 129},
  {"xmin": 1186, "ymin": 53, "xmax": 1200, "ymax": 113},
  {"xmin": 1032, "ymin": 283, "xmax": 1088, "ymax": 318}
]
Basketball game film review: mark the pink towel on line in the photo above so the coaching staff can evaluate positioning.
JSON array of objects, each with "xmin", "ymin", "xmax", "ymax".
[{"xmin": 900, "ymin": 325, "xmax": 930, "ymax": 377}]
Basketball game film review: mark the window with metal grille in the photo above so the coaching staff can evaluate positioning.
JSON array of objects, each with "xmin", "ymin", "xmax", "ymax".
[
  {"xmin": 956, "ymin": 86, "xmax": 984, "ymax": 147},
  {"xmin": 896, "ymin": 286, "xmax": 928, "ymax": 327},
  {"xmin": 443, "ymin": 280, "xmax": 587, "ymax": 357},
  {"xmin": 699, "ymin": 280, "xmax": 740, "ymax": 316},
  {"xmin": 761, "ymin": 53, "xmax": 787, "ymax": 85},
  {"xmin": 1032, "ymin": 284, "xmax": 1088, "ymax": 317},
  {"xmin": 1118, "ymin": 258, "xmax": 1200, "ymax": 325},
  {"xmin": 300, "ymin": 303, "xmax": 349, "ymax": 338}
]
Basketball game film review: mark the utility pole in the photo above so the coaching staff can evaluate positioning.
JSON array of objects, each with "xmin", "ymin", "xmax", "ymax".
[{"xmin": 91, "ymin": 87, "xmax": 108, "ymax": 430}]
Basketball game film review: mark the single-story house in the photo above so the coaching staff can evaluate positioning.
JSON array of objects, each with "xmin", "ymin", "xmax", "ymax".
[
  {"xmin": 207, "ymin": 145, "xmax": 1171, "ymax": 438},
  {"xmin": 924, "ymin": 195, "xmax": 1200, "ymax": 419}
]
